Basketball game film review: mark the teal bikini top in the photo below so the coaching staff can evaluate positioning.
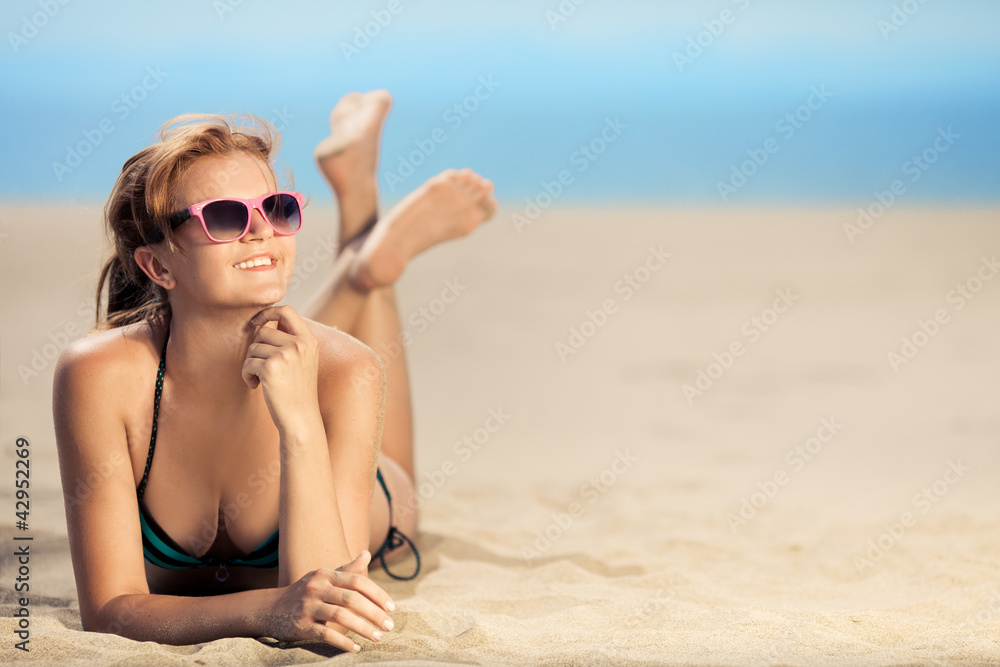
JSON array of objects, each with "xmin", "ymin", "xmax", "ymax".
[
  {"xmin": 137, "ymin": 330, "xmax": 420, "ymax": 582},
  {"xmin": 136, "ymin": 331, "xmax": 278, "ymax": 581}
]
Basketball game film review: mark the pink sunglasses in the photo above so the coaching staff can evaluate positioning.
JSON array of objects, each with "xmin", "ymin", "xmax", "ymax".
[{"xmin": 145, "ymin": 191, "xmax": 304, "ymax": 244}]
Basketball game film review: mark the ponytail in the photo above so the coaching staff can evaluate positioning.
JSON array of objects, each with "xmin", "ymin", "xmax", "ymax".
[{"xmin": 94, "ymin": 255, "xmax": 168, "ymax": 331}]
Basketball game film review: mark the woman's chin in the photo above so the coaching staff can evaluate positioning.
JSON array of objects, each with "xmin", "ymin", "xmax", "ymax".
[
  {"xmin": 223, "ymin": 288, "xmax": 287, "ymax": 311},
  {"xmin": 249, "ymin": 290, "xmax": 287, "ymax": 308}
]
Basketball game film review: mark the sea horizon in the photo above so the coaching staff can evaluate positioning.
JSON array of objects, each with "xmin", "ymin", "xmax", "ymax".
[{"xmin": 2, "ymin": 1, "xmax": 998, "ymax": 204}]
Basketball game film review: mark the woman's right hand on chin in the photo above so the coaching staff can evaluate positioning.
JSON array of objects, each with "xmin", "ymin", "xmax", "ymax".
[
  {"xmin": 242, "ymin": 305, "xmax": 321, "ymax": 435},
  {"xmin": 266, "ymin": 550, "xmax": 395, "ymax": 652}
]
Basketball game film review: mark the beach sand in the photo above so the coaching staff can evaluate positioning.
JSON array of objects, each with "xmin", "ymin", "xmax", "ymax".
[{"xmin": 1, "ymin": 204, "xmax": 998, "ymax": 665}]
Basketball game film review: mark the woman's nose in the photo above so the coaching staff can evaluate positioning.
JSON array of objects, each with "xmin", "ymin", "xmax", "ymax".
[{"xmin": 245, "ymin": 207, "xmax": 273, "ymax": 240}]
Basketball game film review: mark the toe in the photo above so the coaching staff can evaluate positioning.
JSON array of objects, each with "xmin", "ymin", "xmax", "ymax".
[
  {"xmin": 466, "ymin": 170, "xmax": 484, "ymax": 189},
  {"xmin": 331, "ymin": 92, "xmax": 363, "ymax": 125},
  {"xmin": 479, "ymin": 194, "xmax": 498, "ymax": 219},
  {"xmin": 471, "ymin": 173, "xmax": 491, "ymax": 192},
  {"xmin": 369, "ymin": 89, "xmax": 394, "ymax": 108}
]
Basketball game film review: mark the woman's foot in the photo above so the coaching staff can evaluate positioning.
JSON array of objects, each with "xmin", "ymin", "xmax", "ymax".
[
  {"xmin": 346, "ymin": 169, "xmax": 497, "ymax": 291},
  {"xmin": 314, "ymin": 90, "xmax": 393, "ymax": 246}
]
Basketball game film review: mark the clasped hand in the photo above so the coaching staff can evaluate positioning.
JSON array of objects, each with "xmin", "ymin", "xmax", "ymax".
[
  {"xmin": 268, "ymin": 550, "xmax": 396, "ymax": 652},
  {"xmin": 242, "ymin": 306, "xmax": 320, "ymax": 431}
]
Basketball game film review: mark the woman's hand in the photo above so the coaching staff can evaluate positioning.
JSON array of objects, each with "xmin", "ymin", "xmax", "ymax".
[
  {"xmin": 266, "ymin": 550, "xmax": 396, "ymax": 652},
  {"xmin": 242, "ymin": 306, "xmax": 320, "ymax": 433}
]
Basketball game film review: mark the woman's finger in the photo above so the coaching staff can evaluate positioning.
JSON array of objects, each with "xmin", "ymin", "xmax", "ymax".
[
  {"xmin": 314, "ymin": 622, "xmax": 361, "ymax": 653},
  {"xmin": 249, "ymin": 326, "xmax": 295, "ymax": 351},
  {"xmin": 331, "ymin": 568, "xmax": 394, "ymax": 612},
  {"xmin": 251, "ymin": 305, "xmax": 309, "ymax": 336},
  {"xmin": 320, "ymin": 586, "xmax": 394, "ymax": 637},
  {"xmin": 314, "ymin": 604, "xmax": 384, "ymax": 644},
  {"xmin": 241, "ymin": 357, "xmax": 266, "ymax": 388},
  {"xmin": 331, "ymin": 556, "xmax": 395, "ymax": 613},
  {"xmin": 320, "ymin": 573, "xmax": 395, "ymax": 628},
  {"xmin": 244, "ymin": 337, "xmax": 294, "ymax": 362},
  {"xmin": 337, "ymin": 549, "xmax": 372, "ymax": 574}
]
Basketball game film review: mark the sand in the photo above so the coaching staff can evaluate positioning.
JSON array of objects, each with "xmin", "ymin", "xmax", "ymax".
[{"xmin": 1, "ymin": 204, "xmax": 998, "ymax": 665}]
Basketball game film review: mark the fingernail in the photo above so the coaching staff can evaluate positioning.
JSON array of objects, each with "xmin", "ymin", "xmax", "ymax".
[
  {"xmin": 383, "ymin": 619, "xmax": 394, "ymax": 631},
  {"xmin": 386, "ymin": 600, "xmax": 396, "ymax": 612},
  {"xmin": 372, "ymin": 630, "xmax": 383, "ymax": 642},
  {"xmin": 353, "ymin": 644, "xmax": 361, "ymax": 653}
]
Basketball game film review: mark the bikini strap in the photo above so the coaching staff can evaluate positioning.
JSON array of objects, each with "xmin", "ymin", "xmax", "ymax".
[
  {"xmin": 137, "ymin": 330, "xmax": 169, "ymax": 499},
  {"xmin": 377, "ymin": 527, "xmax": 421, "ymax": 581},
  {"xmin": 373, "ymin": 468, "xmax": 421, "ymax": 581}
]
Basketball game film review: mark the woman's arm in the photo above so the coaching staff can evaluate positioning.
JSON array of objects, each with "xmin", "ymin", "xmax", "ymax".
[
  {"xmin": 53, "ymin": 336, "xmax": 157, "ymax": 629},
  {"xmin": 243, "ymin": 308, "xmax": 385, "ymax": 582},
  {"xmin": 99, "ymin": 555, "xmax": 391, "ymax": 650},
  {"xmin": 317, "ymin": 325, "xmax": 387, "ymax": 568},
  {"xmin": 95, "ymin": 588, "xmax": 278, "ymax": 643}
]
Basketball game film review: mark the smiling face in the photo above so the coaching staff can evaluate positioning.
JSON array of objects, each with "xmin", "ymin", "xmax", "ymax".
[{"xmin": 156, "ymin": 152, "xmax": 297, "ymax": 312}]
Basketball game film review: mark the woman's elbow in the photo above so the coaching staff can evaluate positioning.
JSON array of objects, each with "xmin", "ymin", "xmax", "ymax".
[{"xmin": 81, "ymin": 595, "xmax": 140, "ymax": 638}]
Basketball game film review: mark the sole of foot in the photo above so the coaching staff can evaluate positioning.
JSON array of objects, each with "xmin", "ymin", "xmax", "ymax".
[
  {"xmin": 348, "ymin": 168, "xmax": 497, "ymax": 291},
  {"xmin": 314, "ymin": 90, "xmax": 394, "ymax": 244}
]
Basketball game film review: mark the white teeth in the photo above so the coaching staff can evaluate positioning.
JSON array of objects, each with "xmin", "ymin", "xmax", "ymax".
[{"xmin": 235, "ymin": 257, "xmax": 273, "ymax": 269}]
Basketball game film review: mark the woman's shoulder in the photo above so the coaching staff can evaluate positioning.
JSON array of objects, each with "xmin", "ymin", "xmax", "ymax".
[
  {"xmin": 55, "ymin": 321, "xmax": 163, "ymax": 390},
  {"xmin": 52, "ymin": 321, "xmax": 163, "ymax": 453},
  {"xmin": 304, "ymin": 319, "xmax": 385, "ymax": 388}
]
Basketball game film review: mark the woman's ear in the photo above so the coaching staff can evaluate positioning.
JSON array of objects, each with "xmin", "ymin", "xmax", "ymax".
[{"xmin": 133, "ymin": 246, "xmax": 177, "ymax": 290}]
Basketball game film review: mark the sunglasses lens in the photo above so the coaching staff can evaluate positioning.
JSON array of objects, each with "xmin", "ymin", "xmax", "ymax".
[
  {"xmin": 202, "ymin": 200, "xmax": 250, "ymax": 241},
  {"xmin": 262, "ymin": 193, "xmax": 302, "ymax": 234}
]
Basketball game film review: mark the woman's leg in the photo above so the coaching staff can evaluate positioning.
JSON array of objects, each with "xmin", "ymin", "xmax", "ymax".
[
  {"xmin": 302, "ymin": 91, "xmax": 497, "ymax": 558},
  {"xmin": 313, "ymin": 90, "xmax": 392, "ymax": 247}
]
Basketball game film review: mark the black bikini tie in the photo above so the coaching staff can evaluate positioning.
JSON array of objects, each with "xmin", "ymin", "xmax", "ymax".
[{"xmin": 372, "ymin": 468, "xmax": 421, "ymax": 581}]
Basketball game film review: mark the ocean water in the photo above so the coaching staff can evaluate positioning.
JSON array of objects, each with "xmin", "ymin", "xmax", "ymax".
[{"xmin": 1, "ymin": 0, "xmax": 998, "ymax": 204}]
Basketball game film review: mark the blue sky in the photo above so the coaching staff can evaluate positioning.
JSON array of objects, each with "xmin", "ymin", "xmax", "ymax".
[{"xmin": 2, "ymin": 0, "xmax": 998, "ymax": 204}]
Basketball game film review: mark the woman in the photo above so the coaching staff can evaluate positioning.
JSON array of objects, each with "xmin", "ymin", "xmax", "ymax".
[{"xmin": 52, "ymin": 90, "xmax": 496, "ymax": 652}]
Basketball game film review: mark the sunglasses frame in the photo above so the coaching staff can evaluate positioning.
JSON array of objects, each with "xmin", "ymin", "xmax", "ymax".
[{"xmin": 145, "ymin": 191, "xmax": 305, "ymax": 244}]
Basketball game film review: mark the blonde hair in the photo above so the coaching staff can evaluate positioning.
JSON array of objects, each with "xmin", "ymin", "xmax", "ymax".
[{"xmin": 95, "ymin": 113, "xmax": 281, "ymax": 330}]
